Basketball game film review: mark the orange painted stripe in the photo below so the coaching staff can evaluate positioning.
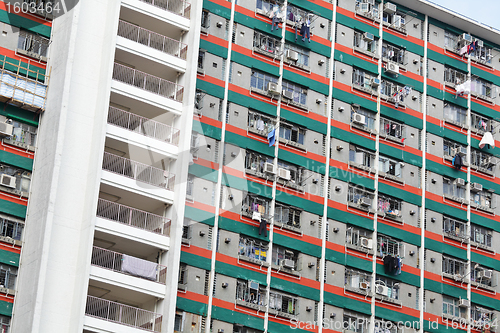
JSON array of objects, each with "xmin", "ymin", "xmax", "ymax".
[
  {"xmin": 192, "ymin": 157, "xmax": 219, "ymax": 171},
  {"xmin": 325, "ymin": 241, "xmax": 347, "ymax": 254},
  {"xmin": 0, "ymin": 142, "xmax": 34, "ymax": 159},
  {"xmin": 0, "ymin": 243, "xmax": 20, "ymax": 254},
  {"xmin": 181, "ymin": 244, "xmax": 212, "ymax": 259},
  {"xmin": 0, "ymin": 295, "xmax": 13, "ymax": 303},
  {"xmin": 383, "ymin": 28, "xmax": 424, "ymax": 47},
  {"xmin": 216, "ymin": 252, "xmax": 267, "ymax": 276},
  {"xmin": 194, "ymin": 114, "xmax": 222, "ymax": 129},
  {"xmin": 185, "ymin": 200, "xmax": 216, "ymax": 214},
  {"xmin": 336, "ymin": 6, "xmax": 379, "ymax": 30},
  {"xmin": 212, "ymin": 296, "xmax": 266, "ymax": 319},
  {"xmin": 177, "ymin": 290, "xmax": 209, "ymax": 303},
  {"xmin": 0, "ymin": 46, "xmax": 46, "ymax": 70},
  {"xmin": 0, "ymin": 3, "xmax": 51, "ymax": 27},
  {"xmin": 0, "ymin": 192, "xmax": 27, "ymax": 206},
  {"xmin": 200, "ymin": 33, "xmax": 228, "ymax": 49},
  {"xmin": 208, "ymin": 0, "xmax": 231, "ymax": 9},
  {"xmin": 274, "ymin": 226, "xmax": 322, "ymax": 247}
]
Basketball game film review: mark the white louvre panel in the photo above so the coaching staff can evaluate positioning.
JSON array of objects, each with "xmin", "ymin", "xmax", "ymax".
[
  {"xmin": 286, "ymin": 50, "xmax": 299, "ymax": 61},
  {"xmin": 282, "ymin": 259, "xmax": 295, "ymax": 269},
  {"xmin": 278, "ymin": 168, "xmax": 291, "ymax": 180},
  {"xmin": 0, "ymin": 174, "xmax": 16, "ymax": 188},
  {"xmin": 264, "ymin": 162, "xmax": 276, "ymax": 174},
  {"xmin": 267, "ymin": 82, "xmax": 280, "ymax": 94},
  {"xmin": 0, "ymin": 123, "xmax": 13, "ymax": 137},
  {"xmin": 282, "ymin": 90, "xmax": 294, "ymax": 99}
]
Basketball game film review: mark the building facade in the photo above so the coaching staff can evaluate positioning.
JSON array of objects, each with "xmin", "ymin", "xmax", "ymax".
[{"xmin": 0, "ymin": 0, "xmax": 496, "ymax": 332}]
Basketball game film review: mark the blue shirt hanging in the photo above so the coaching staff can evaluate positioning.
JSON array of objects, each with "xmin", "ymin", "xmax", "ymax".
[{"xmin": 267, "ymin": 128, "xmax": 276, "ymax": 147}]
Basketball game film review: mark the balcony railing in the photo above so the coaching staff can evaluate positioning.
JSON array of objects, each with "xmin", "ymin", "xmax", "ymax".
[
  {"xmin": 107, "ymin": 106, "xmax": 180, "ymax": 146},
  {"xmin": 102, "ymin": 152, "xmax": 175, "ymax": 190},
  {"xmin": 138, "ymin": 0, "xmax": 191, "ymax": 18},
  {"xmin": 117, "ymin": 20, "xmax": 188, "ymax": 60},
  {"xmin": 96, "ymin": 198, "xmax": 171, "ymax": 236},
  {"xmin": 85, "ymin": 295, "xmax": 162, "ymax": 332},
  {"xmin": 112, "ymin": 63, "xmax": 183, "ymax": 102},
  {"xmin": 91, "ymin": 246, "xmax": 167, "ymax": 283}
]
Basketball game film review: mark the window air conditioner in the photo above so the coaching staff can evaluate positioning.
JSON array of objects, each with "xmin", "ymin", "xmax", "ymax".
[
  {"xmin": 264, "ymin": 162, "xmax": 276, "ymax": 174},
  {"xmin": 360, "ymin": 3, "xmax": 370, "ymax": 12},
  {"xmin": 359, "ymin": 197, "xmax": 372, "ymax": 206},
  {"xmin": 278, "ymin": 168, "xmax": 291, "ymax": 181},
  {"xmin": 0, "ymin": 174, "xmax": 16, "ymax": 189},
  {"xmin": 471, "ymin": 183, "xmax": 483, "ymax": 192},
  {"xmin": 459, "ymin": 146, "xmax": 467, "ymax": 155},
  {"xmin": 359, "ymin": 281, "xmax": 370, "ymax": 290},
  {"xmin": 455, "ymin": 178, "xmax": 465, "ymax": 187},
  {"xmin": 353, "ymin": 113, "xmax": 366, "ymax": 125},
  {"xmin": 370, "ymin": 78, "xmax": 380, "ymax": 87},
  {"xmin": 477, "ymin": 39, "xmax": 484, "ymax": 47},
  {"xmin": 282, "ymin": 259, "xmax": 295, "ymax": 269},
  {"xmin": 386, "ymin": 63, "xmax": 400, "ymax": 75},
  {"xmin": 362, "ymin": 32, "xmax": 374, "ymax": 41},
  {"xmin": 286, "ymin": 50, "xmax": 299, "ymax": 61},
  {"xmin": 360, "ymin": 237, "xmax": 373, "ymax": 249},
  {"xmin": 384, "ymin": 2, "xmax": 397, "ymax": 13},
  {"xmin": 282, "ymin": 90, "xmax": 294, "ymax": 100},
  {"xmin": 267, "ymin": 82, "xmax": 281, "ymax": 95},
  {"xmin": 461, "ymin": 33, "xmax": 473, "ymax": 43},
  {"xmin": 375, "ymin": 285, "xmax": 389, "ymax": 296},
  {"xmin": 248, "ymin": 281, "xmax": 260, "ymax": 289},
  {"xmin": 478, "ymin": 269, "xmax": 492, "ymax": 279},
  {"xmin": 0, "ymin": 123, "xmax": 13, "ymax": 137},
  {"xmin": 458, "ymin": 299, "xmax": 470, "ymax": 307}
]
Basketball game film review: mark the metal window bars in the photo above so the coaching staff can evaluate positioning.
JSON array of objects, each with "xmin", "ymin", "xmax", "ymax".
[
  {"xmin": 0, "ymin": 218, "xmax": 23, "ymax": 241},
  {"xmin": 17, "ymin": 31, "xmax": 49, "ymax": 58},
  {"xmin": 112, "ymin": 63, "xmax": 184, "ymax": 102},
  {"xmin": 470, "ymin": 265, "xmax": 494, "ymax": 287},
  {"xmin": 137, "ymin": 0, "xmax": 191, "ymax": 19},
  {"xmin": 470, "ymin": 149, "xmax": 495, "ymax": 171},
  {"xmin": 470, "ymin": 225, "xmax": 492, "ymax": 248},
  {"xmin": 442, "ymin": 256, "xmax": 466, "ymax": 277},
  {"xmin": 343, "ymin": 311, "xmax": 370, "ymax": 333},
  {"xmin": 444, "ymin": 67, "xmax": 467, "ymax": 86},
  {"xmin": 85, "ymin": 295, "xmax": 163, "ymax": 332},
  {"xmin": 377, "ymin": 194, "xmax": 402, "ymax": 218},
  {"xmin": 443, "ymin": 217, "xmax": 467, "ymax": 240},
  {"xmin": 0, "ymin": 269, "xmax": 16, "ymax": 290},
  {"xmin": 347, "ymin": 185, "xmax": 375, "ymax": 206},
  {"xmin": 443, "ymin": 179, "xmax": 467, "ymax": 200},
  {"xmin": 238, "ymin": 235, "xmax": 268, "ymax": 262},
  {"xmin": 268, "ymin": 291, "xmax": 298, "ymax": 316},
  {"xmin": 245, "ymin": 151, "xmax": 273, "ymax": 174},
  {"xmin": 90, "ymin": 246, "xmax": 167, "ymax": 284},
  {"xmin": 242, "ymin": 194, "xmax": 271, "ymax": 220},
  {"xmin": 380, "ymin": 117, "xmax": 405, "ymax": 140},
  {"xmin": 349, "ymin": 145, "xmax": 376, "ymax": 169},
  {"xmin": 236, "ymin": 280, "xmax": 267, "ymax": 307},
  {"xmin": 346, "ymin": 226, "xmax": 370, "ymax": 247},
  {"xmin": 382, "ymin": 43, "xmax": 406, "ymax": 66},
  {"xmin": 380, "ymin": 80, "xmax": 406, "ymax": 101},
  {"xmin": 253, "ymin": 31, "xmax": 282, "ymax": 57},
  {"xmin": 471, "ymin": 113, "xmax": 492, "ymax": 133},
  {"xmin": 352, "ymin": 69, "xmax": 378, "ymax": 93},
  {"xmin": 274, "ymin": 204, "xmax": 301, "ymax": 228},
  {"xmin": 96, "ymin": 198, "xmax": 171, "ymax": 236},
  {"xmin": 377, "ymin": 235, "xmax": 404, "ymax": 258},
  {"xmin": 345, "ymin": 268, "xmax": 371, "ymax": 290},
  {"xmin": 353, "ymin": 31, "xmax": 378, "ymax": 55},
  {"xmin": 443, "ymin": 104, "xmax": 467, "ymax": 126},
  {"xmin": 248, "ymin": 110, "xmax": 275, "ymax": 134}
]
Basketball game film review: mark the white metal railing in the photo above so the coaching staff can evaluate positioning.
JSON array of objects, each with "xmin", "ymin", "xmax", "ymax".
[
  {"xmin": 112, "ymin": 63, "xmax": 184, "ymax": 102},
  {"xmin": 117, "ymin": 20, "xmax": 188, "ymax": 60},
  {"xmin": 91, "ymin": 246, "xmax": 167, "ymax": 284},
  {"xmin": 138, "ymin": 0, "xmax": 191, "ymax": 18},
  {"xmin": 107, "ymin": 106, "xmax": 180, "ymax": 146},
  {"xmin": 85, "ymin": 295, "xmax": 162, "ymax": 332},
  {"xmin": 102, "ymin": 152, "xmax": 175, "ymax": 190},
  {"xmin": 96, "ymin": 198, "xmax": 170, "ymax": 236}
]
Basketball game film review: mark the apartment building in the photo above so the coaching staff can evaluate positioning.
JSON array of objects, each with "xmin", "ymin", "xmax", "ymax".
[{"xmin": 178, "ymin": 0, "xmax": 500, "ymax": 333}]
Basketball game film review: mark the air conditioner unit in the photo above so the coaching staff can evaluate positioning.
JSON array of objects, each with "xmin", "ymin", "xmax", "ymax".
[
  {"xmin": 455, "ymin": 178, "xmax": 465, "ymax": 187},
  {"xmin": 478, "ymin": 269, "xmax": 492, "ymax": 279},
  {"xmin": 360, "ymin": 237, "xmax": 373, "ymax": 249},
  {"xmin": 362, "ymin": 32, "xmax": 374, "ymax": 41},
  {"xmin": 278, "ymin": 168, "xmax": 291, "ymax": 180},
  {"xmin": 370, "ymin": 78, "xmax": 380, "ymax": 87},
  {"xmin": 0, "ymin": 174, "xmax": 16, "ymax": 189},
  {"xmin": 375, "ymin": 285, "xmax": 390, "ymax": 296},
  {"xmin": 286, "ymin": 50, "xmax": 299, "ymax": 61},
  {"xmin": 392, "ymin": 15, "xmax": 403, "ymax": 28},
  {"xmin": 384, "ymin": 2, "xmax": 397, "ymax": 13},
  {"xmin": 353, "ymin": 113, "xmax": 366, "ymax": 125},
  {"xmin": 360, "ymin": 3, "xmax": 370, "ymax": 12},
  {"xmin": 459, "ymin": 299, "xmax": 470, "ymax": 307},
  {"xmin": 471, "ymin": 183, "xmax": 483, "ymax": 192},
  {"xmin": 461, "ymin": 33, "xmax": 473, "ymax": 43},
  {"xmin": 386, "ymin": 63, "xmax": 400, "ymax": 75},
  {"xmin": 282, "ymin": 90, "xmax": 294, "ymax": 100},
  {"xmin": 359, "ymin": 197, "xmax": 372, "ymax": 207},
  {"xmin": 476, "ymin": 39, "xmax": 484, "ymax": 47},
  {"xmin": 264, "ymin": 162, "xmax": 276, "ymax": 174},
  {"xmin": 459, "ymin": 146, "xmax": 467, "ymax": 155},
  {"xmin": 248, "ymin": 280, "xmax": 260, "ymax": 290},
  {"xmin": 0, "ymin": 123, "xmax": 13, "ymax": 137},
  {"xmin": 267, "ymin": 82, "xmax": 281, "ymax": 95},
  {"xmin": 282, "ymin": 259, "xmax": 295, "ymax": 269},
  {"xmin": 359, "ymin": 281, "xmax": 370, "ymax": 290}
]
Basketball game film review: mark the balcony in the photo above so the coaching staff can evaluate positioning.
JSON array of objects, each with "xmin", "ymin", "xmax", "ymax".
[
  {"xmin": 84, "ymin": 295, "xmax": 162, "ymax": 332},
  {"xmin": 111, "ymin": 62, "xmax": 183, "ymax": 111},
  {"xmin": 0, "ymin": 65, "xmax": 47, "ymax": 112},
  {"xmin": 138, "ymin": 0, "xmax": 190, "ymax": 18},
  {"xmin": 107, "ymin": 106, "xmax": 180, "ymax": 155}
]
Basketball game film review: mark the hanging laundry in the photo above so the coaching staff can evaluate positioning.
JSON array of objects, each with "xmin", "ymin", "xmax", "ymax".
[
  {"xmin": 256, "ymin": 119, "xmax": 265, "ymax": 131},
  {"xmin": 459, "ymin": 45, "xmax": 468, "ymax": 56},
  {"xmin": 301, "ymin": 17, "xmax": 311, "ymax": 42},
  {"xmin": 268, "ymin": 128, "xmax": 276, "ymax": 147},
  {"xmin": 455, "ymin": 79, "xmax": 471, "ymax": 98},
  {"xmin": 452, "ymin": 153, "xmax": 463, "ymax": 170},
  {"xmin": 252, "ymin": 211, "xmax": 261, "ymax": 222},
  {"xmin": 259, "ymin": 218, "xmax": 267, "ymax": 236}
]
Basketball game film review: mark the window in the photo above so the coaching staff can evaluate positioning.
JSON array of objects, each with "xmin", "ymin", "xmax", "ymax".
[
  {"xmin": 197, "ymin": 51, "xmax": 205, "ymax": 71},
  {"xmin": 186, "ymin": 175, "xmax": 194, "ymax": 198},
  {"xmin": 470, "ymin": 188, "xmax": 492, "ymax": 209},
  {"xmin": 236, "ymin": 280, "xmax": 266, "ymax": 307},
  {"xmin": 0, "ymin": 216, "xmax": 23, "ymax": 241},
  {"xmin": 256, "ymin": 0, "xmax": 273, "ymax": 14},
  {"xmin": 470, "ymin": 224, "xmax": 492, "ymax": 248},
  {"xmin": 442, "ymin": 296, "xmax": 466, "ymax": 318},
  {"xmin": 354, "ymin": 31, "xmax": 378, "ymax": 55},
  {"xmin": 250, "ymin": 71, "xmax": 278, "ymax": 92},
  {"xmin": 201, "ymin": 10, "xmax": 210, "ymax": 30},
  {"xmin": 351, "ymin": 105, "xmax": 376, "ymax": 131},
  {"xmin": 239, "ymin": 235, "xmax": 268, "ymax": 262},
  {"xmin": 268, "ymin": 290, "xmax": 298, "ymax": 317},
  {"xmin": 377, "ymin": 234, "xmax": 404, "ymax": 257},
  {"xmin": 471, "ymin": 78, "xmax": 493, "ymax": 99},
  {"xmin": 471, "ymin": 149, "xmax": 495, "ymax": 173},
  {"xmin": 284, "ymin": 43, "xmax": 309, "ymax": 67},
  {"xmin": 354, "ymin": 0, "xmax": 379, "ymax": 20},
  {"xmin": 174, "ymin": 312, "xmax": 184, "ymax": 332},
  {"xmin": 0, "ymin": 164, "xmax": 31, "ymax": 193},
  {"xmin": 242, "ymin": 194, "xmax": 271, "ymax": 219},
  {"xmin": 471, "ymin": 113, "xmax": 492, "ymax": 133},
  {"xmin": 382, "ymin": 43, "xmax": 405, "ymax": 65},
  {"xmin": 343, "ymin": 311, "xmax": 370, "ymax": 333},
  {"xmin": 17, "ymin": 31, "xmax": 49, "ymax": 59},
  {"xmin": 248, "ymin": 110, "xmax": 275, "ymax": 135},
  {"xmin": 178, "ymin": 263, "xmax": 187, "ymax": 285},
  {"xmin": 349, "ymin": 145, "xmax": 375, "ymax": 170},
  {"xmin": 353, "ymin": 68, "xmax": 378, "ymax": 93},
  {"xmin": 244, "ymin": 150, "xmax": 273, "ymax": 176},
  {"xmin": 234, "ymin": 326, "xmax": 264, "ymax": 333},
  {"xmin": 377, "ymin": 194, "xmax": 402, "ymax": 219},
  {"xmin": 374, "ymin": 276, "xmax": 400, "ymax": 301},
  {"xmin": 443, "ymin": 140, "xmax": 466, "ymax": 158},
  {"xmin": 443, "ymin": 178, "xmax": 466, "ymax": 200},
  {"xmin": 471, "ymin": 306, "xmax": 494, "ymax": 326},
  {"xmin": 0, "ymin": 315, "xmax": 9, "ymax": 333},
  {"xmin": 0, "ymin": 264, "xmax": 17, "ymax": 289},
  {"xmin": 471, "ymin": 265, "xmax": 493, "ymax": 287},
  {"xmin": 7, "ymin": 120, "xmax": 37, "ymax": 148},
  {"xmin": 380, "ymin": 117, "xmax": 405, "ymax": 140},
  {"xmin": 380, "ymin": 80, "xmax": 406, "ymax": 100},
  {"xmin": 345, "ymin": 268, "xmax": 371, "ymax": 292},
  {"xmin": 348, "ymin": 185, "xmax": 374, "ymax": 209},
  {"xmin": 444, "ymin": 31, "xmax": 459, "ymax": 50},
  {"xmin": 272, "ymin": 245, "xmax": 297, "ymax": 269},
  {"xmin": 443, "ymin": 103, "xmax": 467, "ymax": 126},
  {"xmin": 282, "ymin": 81, "xmax": 307, "ymax": 106},
  {"xmin": 444, "ymin": 66, "xmax": 467, "ymax": 86},
  {"xmin": 379, "ymin": 155, "xmax": 402, "ymax": 178},
  {"xmin": 278, "ymin": 122, "xmax": 305, "ymax": 146},
  {"xmin": 346, "ymin": 226, "xmax": 371, "ymax": 248},
  {"xmin": 443, "ymin": 217, "xmax": 467, "ymax": 240},
  {"xmin": 442, "ymin": 256, "xmax": 466, "ymax": 277},
  {"xmin": 274, "ymin": 203, "xmax": 301, "ymax": 228},
  {"xmin": 253, "ymin": 31, "xmax": 281, "ymax": 56},
  {"xmin": 277, "ymin": 160, "xmax": 304, "ymax": 185}
]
